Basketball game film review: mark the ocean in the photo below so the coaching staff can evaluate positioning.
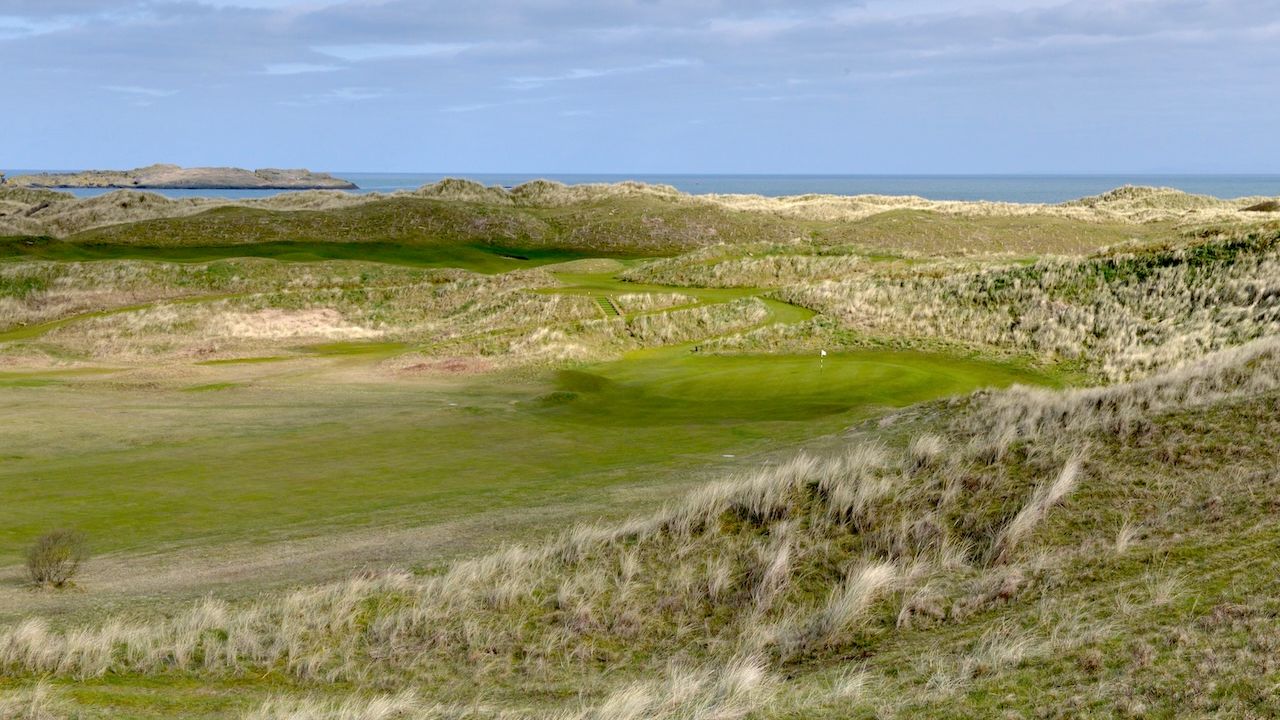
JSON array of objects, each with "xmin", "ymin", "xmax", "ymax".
[{"xmin": 5, "ymin": 171, "xmax": 1279, "ymax": 204}]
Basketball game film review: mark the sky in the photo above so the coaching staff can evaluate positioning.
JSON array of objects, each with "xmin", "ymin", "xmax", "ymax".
[{"xmin": 1, "ymin": 0, "xmax": 1278, "ymax": 174}]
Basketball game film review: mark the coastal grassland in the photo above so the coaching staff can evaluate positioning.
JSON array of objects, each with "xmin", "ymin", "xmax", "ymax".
[
  {"xmin": 2, "ymin": 185, "xmax": 1279, "ymax": 718},
  {"xmin": 2, "ymin": 337, "xmax": 1278, "ymax": 718},
  {"xmin": 6, "ymin": 181, "xmax": 1273, "ymax": 264},
  {"xmin": 11, "ymin": 198, "xmax": 1179, "ymax": 263},
  {"xmin": 5, "ymin": 270, "xmax": 598, "ymax": 362}
]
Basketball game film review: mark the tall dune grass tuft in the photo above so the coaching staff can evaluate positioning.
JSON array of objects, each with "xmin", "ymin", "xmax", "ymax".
[
  {"xmin": 992, "ymin": 456, "xmax": 1084, "ymax": 564},
  {"xmin": 0, "ymin": 682, "xmax": 63, "ymax": 720}
]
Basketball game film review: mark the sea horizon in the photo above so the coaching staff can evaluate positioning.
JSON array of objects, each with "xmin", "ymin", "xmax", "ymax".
[{"xmin": 4, "ymin": 169, "xmax": 1279, "ymax": 204}]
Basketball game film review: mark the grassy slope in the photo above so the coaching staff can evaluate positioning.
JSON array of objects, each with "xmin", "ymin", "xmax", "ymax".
[{"xmin": 803, "ymin": 390, "xmax": 1280, "ymax": 719}]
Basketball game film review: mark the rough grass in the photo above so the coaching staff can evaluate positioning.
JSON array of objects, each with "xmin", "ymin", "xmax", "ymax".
[{"xmin": 778, "ymin": 227, "xmax": 1280, "ymax": 380}]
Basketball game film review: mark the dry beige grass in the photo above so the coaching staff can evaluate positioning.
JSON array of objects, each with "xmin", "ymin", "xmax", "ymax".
[
  {"xmin": 622, "ymin": 244, "xmax": 866, "ymax": 288},
  {"xmin": 954, "ymin": 333, "xmax": 1280, "ymax": 448},
  {"xmin": 991, "ymin": 455, "xmax": 1083, "ymax": 564},
  {"xmin": 2, "ymin": 264, "xmax": 608, "ymax": 364},
  {"xmin": 435, "ymin": 296, "xmax": 770, "ymax": 363},
  {"xmin": 779, "ymin": 228, "xmax": 1280, "ymax": 380},
  {"xmin": 0, "ymin": 258, "xmax": 459, "ymax": 331},
  {"xmin": 0, "ymin": 682, "xmax": 62, "ymax": 720},
  {"xmin": 611, "ymin": 292, "xmax": 694, "ymax": 313},
  {"xmin": 705, "ymin": 184, "xmax": 1276, "ymax": 225}
]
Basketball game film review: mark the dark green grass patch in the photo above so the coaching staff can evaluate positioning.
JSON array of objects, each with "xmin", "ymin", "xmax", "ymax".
[
  {"xmin": 537, "ymin": 350, "xmax": 1058, "ymax": 425},
  {"xmin": 182, "ymin": 382, "xmax": 243, "ymax": 392},
  {"xmin": 0, "ymin": 235, "xmax": 618, "ymax": 273}
]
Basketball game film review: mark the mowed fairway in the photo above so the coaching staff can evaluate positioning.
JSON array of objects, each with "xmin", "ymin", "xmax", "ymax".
[
  {"xmin": 0, "ymin": 350, "xmax": 1056, "ymax": 575},
  {"xmin": 0, "ymin": 237, "xmax": 624, "ymax": 273}
]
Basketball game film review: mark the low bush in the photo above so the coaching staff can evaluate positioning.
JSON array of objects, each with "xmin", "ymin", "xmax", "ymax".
[{"xmin": 25, "ymin": 529, "xmax": 87, "ymax": 588}]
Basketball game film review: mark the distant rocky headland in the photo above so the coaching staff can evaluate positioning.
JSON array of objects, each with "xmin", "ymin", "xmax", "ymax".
[{"xmin": 2, "ymin": 164, "xmax": 358, "ymax": 190}]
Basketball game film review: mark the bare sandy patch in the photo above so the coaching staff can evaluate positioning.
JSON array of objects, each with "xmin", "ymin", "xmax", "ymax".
[{"xmin": 208, "ymin": 308, "xmax": 379, "ymax": 340}]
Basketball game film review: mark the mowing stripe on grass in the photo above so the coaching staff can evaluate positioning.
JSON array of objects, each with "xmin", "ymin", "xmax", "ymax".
[{"xmin": 595, "ymin": 295, "xmax": 622, "ymax": 317}]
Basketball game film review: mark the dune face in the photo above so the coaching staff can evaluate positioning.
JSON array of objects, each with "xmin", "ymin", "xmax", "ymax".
[{"xmin": 4, "ymin": 164, "xmax": 358, "ymax": 190}]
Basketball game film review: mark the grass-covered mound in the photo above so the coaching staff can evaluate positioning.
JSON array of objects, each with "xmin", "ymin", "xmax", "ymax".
[{"xmin": 35, "ymin": 192, "xmax": 802, "ymax": 256}]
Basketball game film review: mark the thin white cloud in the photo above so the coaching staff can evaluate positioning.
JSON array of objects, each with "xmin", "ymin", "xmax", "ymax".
[
  {"xmin": 0, "ymin": 14, "xmax": 74, "ymax": 38},
  {"xmin": 707, "ymin": 15, "xmax": 804, "ymax": 41},
  {"xmin": 314, "ymin": 42, "xmax": 472, "ymax": 62},
  {"xmin": 442, "ymin": 100, "xmax": 509, "ymax": 113},
  {"xmin": 102, "ymin": 84, "xmax": 178, "ymax": 97},
  {"xmin": 262, "ymin": 62, "xmax": 342, "ymax": 75},
  {"xmin": 182, "ymin": 0, "xmax": 343, "ymax": 7},
  {"xmin": 509, "ymin": 57, "xmax": 697, "ymax": 89},
  {"xmin": 280, "ymin": 86, "xmax": 388, "ymax": 105},
  {"xmin": 441, "ymin": 96, "xmax": 555, "ymax": 113}
]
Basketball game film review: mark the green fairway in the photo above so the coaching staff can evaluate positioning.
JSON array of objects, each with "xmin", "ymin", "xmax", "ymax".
[
  {"xmin": 0, "ymin": 236, "xmax": 619, "ymax": 273},
  {"xmin": 0, "ymin": 349, "xmax": 1057, "ymax": 567}
]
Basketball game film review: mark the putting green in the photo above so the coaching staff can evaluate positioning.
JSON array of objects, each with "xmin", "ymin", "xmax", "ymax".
[{"xmin": 542, "ymin": 350, "xmax": 1055, "ymax": 424}]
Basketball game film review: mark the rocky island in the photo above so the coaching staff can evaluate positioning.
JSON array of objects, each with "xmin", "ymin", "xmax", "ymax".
[{"xmin": 3, "ymin": 164, "xmax": 358, "ymax": 190}]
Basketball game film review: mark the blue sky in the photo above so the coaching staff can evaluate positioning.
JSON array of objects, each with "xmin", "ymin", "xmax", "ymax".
[{"xmin": 2, "ymin": 0, "xmax": 1278, "ymax": 173}]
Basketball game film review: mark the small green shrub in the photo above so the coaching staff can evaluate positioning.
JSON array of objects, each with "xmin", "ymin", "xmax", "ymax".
[{"xmin": 25, "ymin": 529, "xmax": 88, "ymax": 588}]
